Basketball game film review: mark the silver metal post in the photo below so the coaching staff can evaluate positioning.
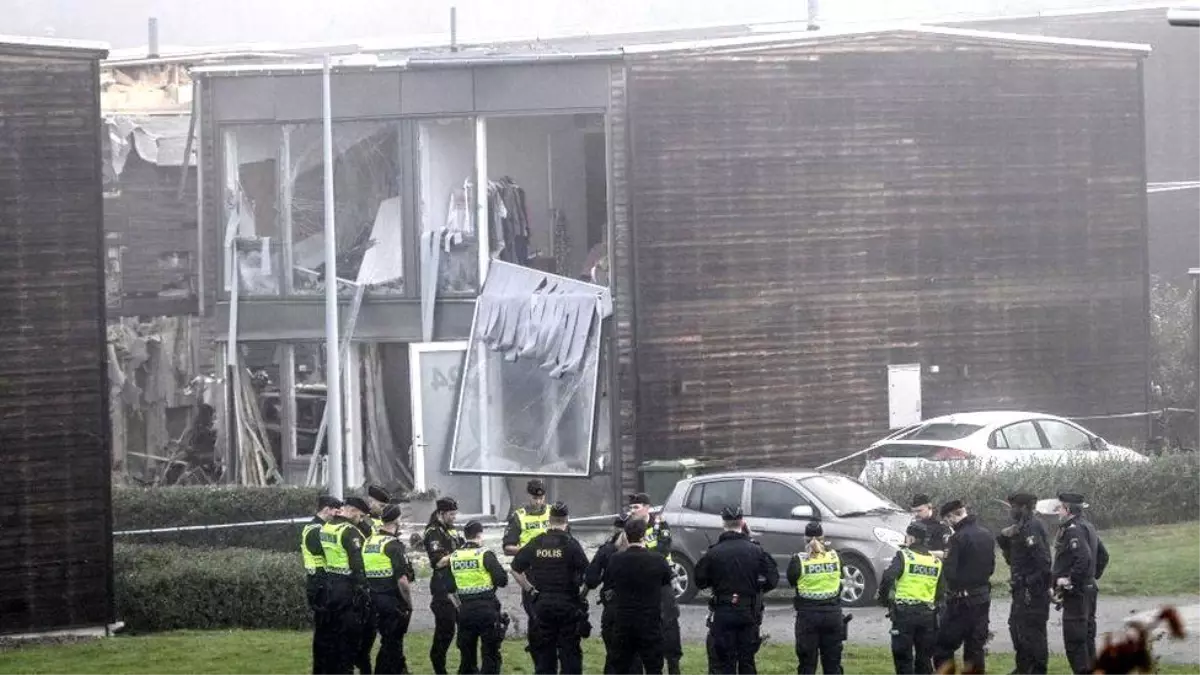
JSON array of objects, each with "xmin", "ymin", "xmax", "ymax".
[{"xmin": 323, "ymin": 54, "xmax": 345, "ymax": 499}]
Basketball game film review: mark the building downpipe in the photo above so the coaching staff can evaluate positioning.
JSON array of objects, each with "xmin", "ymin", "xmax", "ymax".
[{"xmin": 147, "ymin": 17, "xmax": 159, "ymax": 58}]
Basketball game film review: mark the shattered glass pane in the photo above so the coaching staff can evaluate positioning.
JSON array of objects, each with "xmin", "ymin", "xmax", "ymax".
[
  {"xmin": 450, "ymin": 262, "xmax": 608, "ymax": 477},
  {"xmin": 418, "ymin": 118, "xmax": 479, "ymax": 296}
]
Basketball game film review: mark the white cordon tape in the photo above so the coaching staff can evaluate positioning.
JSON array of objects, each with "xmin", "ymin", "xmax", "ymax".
[{"xmin": 111, "ymin": 511, "xmax": 629, "ymax": 537}]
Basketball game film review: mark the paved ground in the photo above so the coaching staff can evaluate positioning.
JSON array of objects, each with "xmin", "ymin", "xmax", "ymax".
[{"xmin": 405, "ymin": 584, "xmax": 1200, "ymax": 665}]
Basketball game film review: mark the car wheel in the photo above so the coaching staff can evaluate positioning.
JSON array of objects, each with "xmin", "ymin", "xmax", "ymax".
[
  {"xmin": 671, "ymin": 555, "xmax": 698, "ymax": 604},
  {"xmin": 839, "ymin": 554, "xmax": 878, "ymax": 608}
]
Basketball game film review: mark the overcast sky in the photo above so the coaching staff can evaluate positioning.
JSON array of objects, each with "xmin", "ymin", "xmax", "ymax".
[{"xmin": 0, "ymin": 0, "xmax": 1151, "ymax": 48}]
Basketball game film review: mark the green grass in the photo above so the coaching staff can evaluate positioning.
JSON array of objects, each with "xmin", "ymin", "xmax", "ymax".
[
  {"xmin": 1, "ymin": 630, "xmax": 1196, "ymax": 675},
  {"xmin": 990, "ymin": 521, "xmax": 1200, "ymax": 597}
]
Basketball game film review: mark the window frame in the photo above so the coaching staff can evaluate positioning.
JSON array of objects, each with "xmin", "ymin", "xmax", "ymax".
[
  {"xmin": 1034, "ymin": 418, "xmax": 1096, "ymax": 451},
  {"xmin": 989, "ymin": 420, "xmax": 1047, "ymax": 450},
  {"xmin": 748, "ymin": 478, "xmax": 811, "ymax": 520}
]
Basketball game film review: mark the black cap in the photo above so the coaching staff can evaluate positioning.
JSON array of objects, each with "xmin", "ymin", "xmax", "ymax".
[
  {"xmin": 805, "ymin": 522, "xmax": 823, "ymax": 538},
  {"xmin": 1058, "ymin": 492, "xmax": 1086, "ymax": 505},
  {"xmin": 1007, "ymin": 493, "xmax": 1037, "ymax": 509},
  {"xmin": 910, "ymin": 493, "xmax": 932, "ymax": 508},
  {"xmin": 628, "ymin": 492, "xmax": 652, "ymax": 506},
  {"xmin": 939, "ymin": 499, "xmax": 964, "ymax": 517},
  {"xmin": 318, "ymin": 495, "xmax": 343, "ymax": 510},
  {"xmin": 527, "ymin": 479, "xmax": 546, "ymax": 496},
  {"xmin": 380, "ymin": 504, "xmax": 402, "ymax": 523},
  {"xmin": 906, "ymin": 521, "xmax": 929, "ymax": 540},
  {"xmin": 436, "ymin": 497, "xmax": 459, "ymax": 513},
  {"xmin": 343, "ymin": 497, "xmax": 371, "ymax": 513},
  {"xmin": 367, "ymin": 485, "xmax": 392, "ymax": 503},
  {"xmin": 549, "ymin": 501, "xmax": 569, "ymax": 518},
  {"xmin": 464, "ymin": 520, "xmax": 484, "ymax": 538},
  {"xmin": 720, "ymin": 505, "xmax": 743, "ymax": 521}
]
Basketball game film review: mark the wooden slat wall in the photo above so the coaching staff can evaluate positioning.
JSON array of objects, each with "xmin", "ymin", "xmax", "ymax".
[
  {"xmin": 621, "ymin": 35, "xmax": 1149, "ymax": 470},
  {"xmin": 0, "ymin": 49, "xmax": 113, "ymax": 633}
]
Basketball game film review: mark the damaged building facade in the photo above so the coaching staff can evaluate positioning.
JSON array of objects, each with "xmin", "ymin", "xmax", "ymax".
[{"xmin": 192, "ymin": 26, "xmax": 1151, "ymax": 516}]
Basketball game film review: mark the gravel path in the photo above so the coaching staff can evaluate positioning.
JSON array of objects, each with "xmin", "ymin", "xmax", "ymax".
[{"xmin": 405, "ymin": 585, "xmax": 1200, "ymax": 665}]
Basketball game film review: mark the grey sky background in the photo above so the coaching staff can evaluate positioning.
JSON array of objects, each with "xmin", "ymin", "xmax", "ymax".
[{"xmin": 0, "ymin": 0, "xmax": 1155, "ymax": 49}]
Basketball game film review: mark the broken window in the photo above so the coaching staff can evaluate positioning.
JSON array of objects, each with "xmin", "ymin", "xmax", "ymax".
[
  {"xmin": 222, "ymin": 122, "xmax": 406, "ymax": 297},
  {"xmin": 449, "ymin": 261, "xmax": 611, "ymax": 478},
  {"xmin": 418, "ymin": 118, "xmax": 479, "ymax": 297}
]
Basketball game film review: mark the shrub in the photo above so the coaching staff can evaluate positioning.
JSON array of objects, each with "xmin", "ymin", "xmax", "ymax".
[
  {"xmin": 114, "ymin": 543, "xmax": 310, "ymax": 632},
  {"xmin": 868, "ymin": 451, "xmax": 1200, "ymax": 532},
  {"xmin": 113, "ymin": 486, "xmax": 321, "ymax": 552}
]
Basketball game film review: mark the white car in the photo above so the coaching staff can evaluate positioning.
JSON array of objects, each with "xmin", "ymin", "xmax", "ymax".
[{"xmin": 858, "ymin": 411, "xmax": 1146, "ymax": 483}]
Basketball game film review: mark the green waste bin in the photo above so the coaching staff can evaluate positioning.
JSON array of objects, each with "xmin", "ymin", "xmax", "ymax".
[{"xmin": 638, "ymin": 458, "xmax": 711, "ymax": 505}]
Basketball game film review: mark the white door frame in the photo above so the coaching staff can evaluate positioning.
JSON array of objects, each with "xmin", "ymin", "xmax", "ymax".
[{"xmin": 408, "ymin": 341, "xmax": 492, "ymax": 514}]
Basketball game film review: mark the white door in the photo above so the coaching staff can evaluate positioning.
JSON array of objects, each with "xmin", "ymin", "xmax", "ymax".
[
  {"xmin": 887, "ymin": 364, "xmax": 922, "ymax": 429},
  {"xmin": 409, "ymin": 341, "xmax": 489, "ymax": 516}
]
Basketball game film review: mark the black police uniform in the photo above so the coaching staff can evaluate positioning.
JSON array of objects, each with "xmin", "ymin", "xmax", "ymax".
[
  {"xmin": 584, "ymin": 518, "xmax": 636, "ymax": 675},
  {"xmin": 694, "ymin": 507, "xmax": 780, "ymax": 675},
  {"xmin": 643, "ymin": 512, "xmax": 684, "ymax": 675},
  {"xmin": 367, "ymin": 528, "xmax": 415, "ymax": 675},
  {"xmin": 355, "ymin": 518, "xmax": 378, "ymax": 675},
  {"xmin": 511, "ymin": 506, "xmax": 590, "ymax": 675},
  {"xmin": 304, "ymin": 513, "xmax": 336, "ymax": 675},
  {"xmin": 786, "ymin": 526, "xmax": 844, "ymax": 675},
  {"xmin": 448, "ymin": 536, "xmax": 510, "ymax": 675},
  {"xmin": 996, "ymin": 494, "xmax": 1052, "ymax": 675},
  {"xmin": 917, "ymin": 517, "xmax": 951, "ymax": 553},
  {"xmin": 424, "ymin": 503, "xmax": 465, "ymax": 675},
  {"xmin": 603, "ymin": 529, "xmax": 674, "ymax": 675},
  {"xmin": 1053, "ymin": 494, "xmax": 1109, "ymax": 675},
  {"xmin": 321, "ymin": 514, "xmax": 369, "ymax": 675},
  {"xmin": 933, "ymin": 503, "xmax": 995, "ymax": 675}
]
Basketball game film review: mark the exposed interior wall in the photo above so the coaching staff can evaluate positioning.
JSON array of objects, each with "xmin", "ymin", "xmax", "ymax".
[{"xmin": 418, "ymin": 118, "xmax": 475, "ymax": 237}]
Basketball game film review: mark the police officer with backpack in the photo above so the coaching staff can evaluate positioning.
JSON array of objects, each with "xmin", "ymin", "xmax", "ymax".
[
  {"xmin": 787, "ymin": 521, "xmax": 845, "ymax": 674},
  {"xmin": 878, "ymin": 522, "xmax": 943, "ymax": 675}
]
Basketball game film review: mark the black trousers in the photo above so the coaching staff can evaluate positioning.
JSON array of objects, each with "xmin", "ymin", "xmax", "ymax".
[
  {"xmin": 326, "ymin": 579, "xmax": 367, "ymax": 675},
  {"xmin": 795, "ymin": 607, "xmax": 844, "ymax": 674},
  {"xmin": 890, "ymin": 606, "xmax": 937, "ymax": 675},
  {"xmin": 1062, "ymin": 586, "xmax": 1098, "ymax": 674},
  {"xmin": 357, "ymin": 610, "xmax": 376, "ymax": 674},
  {"xmin": 309, "ymin": 576, "xmax": 336, "ymax": 675},
  {"xmin": 709, "ymin": 606, "xmax": 761, "ymax": 674},
  {"xmin": 372, "ymin": 593, "xmax": 411, "ymax": 675},
  {"xmin": 610, "ymin": 613, "xmax": 664, "ymax": 674},
  {"xmin": 457, "ymin": 598, "xmax": 504, "ymax": 675},
  {"xmin": 600, "ymin": 604, "xmax": 641, "ymax": 674},
  {"xmin": 530, "ymin": 593, "xmax": 583, "ymax": 675},
  {"xmin": 661, "ymin": 592, "xmax": 682, "ymax": 675},
  {"xmin": 430, "ymin": 593, "xmax": 458, "ymax": 675},
  {"xmin": 1009, "ymin": 587, "xmax": 1050, "ymax": 674},
  {"xmin": 933, "ymin": 597, "xmax": 990, "ymax": 674}
]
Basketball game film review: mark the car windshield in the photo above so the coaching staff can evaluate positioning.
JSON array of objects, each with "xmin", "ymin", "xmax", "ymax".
[
  {"xmin": 799, "ymin": 474, "xmax": 904, "ymax": 517},
  {"xmin": 905, "ymin": 422, "xmax": 984, "ymax": 441}
]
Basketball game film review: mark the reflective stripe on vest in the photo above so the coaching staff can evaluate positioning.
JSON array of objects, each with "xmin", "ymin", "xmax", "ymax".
[
  {"xmin": 894, "ymin": 548, "xmax": 941, "ymax": 606},
  {"xmin": 302, "ymin": 523, "xmax": 326, "ymax": 574},
  {"xmin": 644, "ymin": 521, "xmax": 672, "ymax": 563},
  {"xmin": 363, "ymin": 534, "xmax": 396, "ymax": 579},
  {"xmin": 449, "ymin": 548, "xmax": 494, "ymax": 596},
  {"xmin": 320, "ymin": 522, "xmax": 353, "ymax": 575},
  {"xmin": 794, "ymin": 550, "xmax": 841, "ymax": 599},
  {"xmin": 516, "ymin": 508, "xmax": 549, "ymax": 548}
]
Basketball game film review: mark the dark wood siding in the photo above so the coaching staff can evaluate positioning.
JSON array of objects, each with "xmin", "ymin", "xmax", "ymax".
[
  {"xmin": 0, "ymin": 45, "xmax": 113, "ymax": 633},
  {"xmin": 622, "ymin": 34, "xmax": 1149, "ymax": 469},
  {"xmin": 950, "ymin": 9, "xmax": 1200, "ymax": 282},
  {"xmin": 104, "ymin": 153, "xmax": 198, "ymax": 317}
]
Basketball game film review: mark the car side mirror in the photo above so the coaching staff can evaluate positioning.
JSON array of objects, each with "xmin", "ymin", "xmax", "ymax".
[{"xmin": 790, "ymin": 505, "xmax": 817, "ymax": 520}]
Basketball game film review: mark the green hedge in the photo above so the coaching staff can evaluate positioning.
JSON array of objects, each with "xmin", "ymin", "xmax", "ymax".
[
  {"xmin": 115, "ymin": 543, "xmax": 310, "ymax": 632},
  {"xmin": 113, "ymin": 486, "xmax": 321, "ymax": 552},
  {"xmin": 868, "ymin": 451, "xmax": 1200, "ymax": 531}
]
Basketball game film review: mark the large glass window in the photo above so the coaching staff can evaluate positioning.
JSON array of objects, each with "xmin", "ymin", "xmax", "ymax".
[
  {"xmin": 418, "ymin": 118, "xmax": 478, "ymax": 295},
  {"xmin": 222, "ymin": 122, "xmax": 406, "ymax": 297}
]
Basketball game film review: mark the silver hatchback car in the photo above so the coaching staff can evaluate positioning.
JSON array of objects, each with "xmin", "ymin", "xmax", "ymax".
[{"xmin": 660, "ymin": 470, "xmax": 911, "ymax": 607}]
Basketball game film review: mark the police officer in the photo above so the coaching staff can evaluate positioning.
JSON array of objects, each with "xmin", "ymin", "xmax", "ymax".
[
  {"xmin": 362, "ymin": 504, "xmax": 414, "ymax": 675},
  {"xmin": 1052, "ymin": 492, "xmax": 1109, "ymax": 675},
  {"xmin": 321, "ymin": 496, "xmax": 371, "ymax": 675},
  {"xmin": 585, "ymin": 514, "xmax": 633, "ymax": 674},
  {"xmin": 449, "ymin": 520, "xmax": 510, "ymax": 675},
  {"xmin": 511, "ymin": 502, "xmax": 589, "ymax": 675},
  {"xmin": 424, "ymin": 497, "xmax": 465, "ymax": 675},
  {"xmin": 908, "ymin": 494, "xmax": 951, "ymax": 557},
  {"xmin": 878, "ymin": 522, "xmax": 943, "ymax": 675},
  {"xmin": 304, "ymin": 495, "xmax": 342, "ymax": 674},
  {"xmin": 694, "ymin": 505, "xmax": 779, "ymax": 675},
  {"xmin": 628, "ymin": 492, "xmax": 683, "ymax": 674},
  {"xmin": 997, "ymin": 493, "xmax": 1051, "ymax": 675},
  {"xmin": 787, "ymin": 521, "xmax": 844, "ymax": 675},
  {"xmin": 933, "ymin": 500, "xmax": 995, "ymax": 675},
  {"xmin": 366, "ymin": 485, "xmax": 393, "ymax": 534},
  {"xmin": 504, "ymin": 480, "xmax": 551, "ymax": 655},
  {"xmin": 353, "ymin": 497, "xmax": 381, "ymax": 675},
  {"xmin": 603, "ymin": 516, "xmax": 674, "ymax": 674}
]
